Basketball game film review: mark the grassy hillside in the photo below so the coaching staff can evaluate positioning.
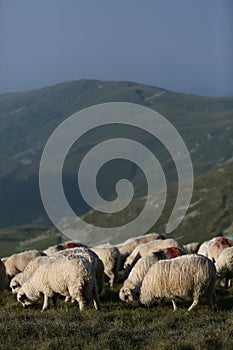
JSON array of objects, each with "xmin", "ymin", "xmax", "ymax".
[
  {"xmin": 0, "ymin": 79, "xmax": 233, "ymax": 228},
  {"xmin": 0, "ymin": 224, "xmax": 54, "ymax": 257},
  {"xmin": 0, "ymin": 159, "xmax": 232, "ymax": 255},
  {"xmin": 63, "ymin": 158, "xmax": 232, "ymax": 246}
]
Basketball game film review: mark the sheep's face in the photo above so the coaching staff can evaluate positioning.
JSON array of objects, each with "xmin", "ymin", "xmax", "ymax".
[
  {"xmin": 17, "ymin": 286, "xmax": 40, "ymax": 307},
  {"xmin": 17, "ymin": 291, "xmax": 33, "ymax": 308},
  {"xmin": 119, "ymin": 288, "xmax": 134, "ymax": 302},
  {"xmin": 10, "ymin": 280, "xmax": 20, "ymax": 294}
]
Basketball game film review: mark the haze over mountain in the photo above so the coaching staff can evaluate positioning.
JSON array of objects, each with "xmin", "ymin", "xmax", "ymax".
[{"xmin": 0, "ymin": 79, "xmax": 233, "ymax": 235}]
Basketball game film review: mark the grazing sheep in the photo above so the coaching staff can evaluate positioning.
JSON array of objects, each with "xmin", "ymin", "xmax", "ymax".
[
  {"xmin": 119, "ymin": 253, "xmax": 161, "ymax": 303},
  {"xmin": 207, "ymin": 237, "xmax": 232, "ymax": 263},
  {"xmin": 197, "ymin": 238, "xmax": 216, "ymax": 257},
  {"xmin": 116, "ymin": 232, "xmax": 165, "ymax": 267},
  {"xmin": 10, "ymin": 256, "xmax": 60, "ymax": 294},
  {"xmin": 53, "ymin": 247, "xmax": 104, "ymax": 294},
  {"xmin": 139, "ymin": 254, "xmax": 217, "ymax": 311},
  {"xmin": 43, "ymin": 241, "xmax": 87, "ymax": 255},
  {"xmin": 215, "ymin": 246, "xmax": 233, "ymax": 288},
  {"xmin": 17, "ymin": 254, "xmax": 100, "ymax": 312},
  {"xmin": 91, "ymin": 244, "xmax": 120, "ymax": 287},
  {"xmin": 124, "ymin": 239, "xmax": 184, "ymax": 271},
  {"xmin": 4, "ymin": 250, "xmax": 46, "ymax": 278},
  {"xmin": 184, "ymin": 242, "xmax": 200, "ymax": 254},
  {"xmin": 198, "ymin": 237, "xmax": 232, "ymax": 262},
  {"xmin": 0, "ymin": 259, "xmax": 9, "ymax": 290},
  {"xmin": 119, "ymin": 247, "xmax": 185, "ymax": 302}
]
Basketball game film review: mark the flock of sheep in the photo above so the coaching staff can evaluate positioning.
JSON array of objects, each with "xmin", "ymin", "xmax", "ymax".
[{"xmin": 0, "ymin": 233, "xmax": 233, "ymax": 312}]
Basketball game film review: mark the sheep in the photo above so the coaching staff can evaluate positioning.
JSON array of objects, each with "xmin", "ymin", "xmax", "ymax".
[
  {"xmin": 4, "ymin": 250, "xmax": 46, "ymax": 279},
  {"xmin": 91, "ymin": 244, "xmax": 121, "ymax": 287},
  {"xmin": 198, "ymin": 237, "xmax": 232, "ymax": 262},
  {"xmin": 119, "ymin": 247, "xmax": 185, "ymax": 302},
  {"xmin": 124, "ymin": 238, "xmax": 185, "ymax": 272},
  {"xmin": 43, "ymin": 241, "xmax": 87, "ymax": 255},
  {"xmin": 17, "ymin": 254, "xmax": 100, "ymax": 312},
  {"xmin": 197, "ymin": 237, "xmax": 216, "ymax": 257},
  {"xmin": 184, "ymin": 242, "xmax": 200, "ymax": 254},
  {"xmin": 207, "ymin": 237, "xmax": 232, "ymax": 263},
  {"xmin": 139, "ymin": 254, "xmax": 217, "ymax": 311},
  {"xmin": 215, "ymin": 246, "xmax": 233, "ymax": 288},
  {"xmin": 53, "ymin": 247, "xmax": 104, "ymax": 294},
  {"xmin": 0, "ymin": 259, "xmax": 9, "ymax": 290},
  {"xmin": 116, "ymin": 232, "xmax": 165, "ymax": 267},
  {"xmin": 119, "ymin": 252, "xmax": 161, "ymax": 303},
  {"xmin": 10, "ymin": 255, "xmax": 60, "ymax": 294}
]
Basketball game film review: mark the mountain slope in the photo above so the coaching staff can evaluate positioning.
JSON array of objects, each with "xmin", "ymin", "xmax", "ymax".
[
  {"xmin": 0, "ymin": 79, "xmax": 233, "ymax": 228},
  {"xmin": 0, "ymin": 159, "xmax": 232, "ymax": 255},
  {"xmin": 57, "ymin": 158, "xmax": 233, "ymax": 246}
]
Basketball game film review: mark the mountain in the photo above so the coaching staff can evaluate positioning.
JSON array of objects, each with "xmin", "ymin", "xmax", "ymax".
[
  {"xmin": 1, "ymin": 158, "xmax": 232, "ymax": 256},
  {"xmin": 0, "ymin": 79, "xmax": 233, "ymax": 229},
  {"xmin": 81, "ymin": 158, "xmax": 233, "ymax": 245},
  {"xmin": 180, "ymin": 86, "xmax": 233, "ymax": 98}
]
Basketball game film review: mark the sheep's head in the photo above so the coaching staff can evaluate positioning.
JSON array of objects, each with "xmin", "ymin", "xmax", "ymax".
[
  {"xmin": 17, "ymin": 285, "xmax": 40, "ymax": 308},
  {"xmin": 123, "ymin": 261, "xmax": 129, "ymax": 269},
  {"xmin": 10, "ymin": 279, "xmax": 21, "ymax": 294},
  {"xmin": 17, "ymin": 290, "xmax": 33, "ymax": 308},
  {"xmin": 119, "ymin": 287, "xmax": 134, "ymax": 303}
]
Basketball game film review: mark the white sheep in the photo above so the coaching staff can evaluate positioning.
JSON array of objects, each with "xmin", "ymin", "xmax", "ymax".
[
  {"xmin": 17, "ymin": 254, "xmax": 100, "ymax": 312},
  {"xmin": 43, "ymin": 241, "xmax": 87, "ymax": 255},
  {"xmin": 53, "ymin": 247, "xmax": 104, "ymax": 294},
  {"xmin": 139, "ymin": 254, "xmax": 217, "ymax": 311},
  {"xmin": 198, "ymin": 237, "xmax": 232, "ymax": 262},
  {"xmin": 10, "ymin": 256, "xmax": 60, "ymax": 294},
  {"xmin": 197, "ymin": 237, "xmax": 216, "ymax": 256},
  {"xmin": 116, "ymin": 232, "xmax": 165, "ymax": 266},
  {"xmin": 207, "ymin": 237, "xmax": 232, "ymax": 262},
  {"xmin": 91, "ymin": 244, "xmax": 120, "ymax": 287},
  {"xmin": 119, "ymin": 252, "xmax": 160, "ymax": 302},
  {"xmin": 0, "ymin": 259, "xmax": 9, "ymax": 290},
  {"xmin": 124, "ymin": 239, "xmax": 184, "ymax": 271},
  {"xmin": 119, "ymin": 247, "xmax": 185, "ymax": 302},
  {"xmin": 215, "ymin": 246, "xmax": 233, "ymax": 288},
  {"xmin": 4, "ymin": 250, "xmax": 47, "ymax": 278},
  {"xmin": 184, "ymin": 242, "xmax": 200, "ymax": 254}
]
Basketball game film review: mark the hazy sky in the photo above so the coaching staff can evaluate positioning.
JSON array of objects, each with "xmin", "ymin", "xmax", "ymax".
[{"xmin": 0, "ymin": 0, "xmax": 232, "ymax": 95}]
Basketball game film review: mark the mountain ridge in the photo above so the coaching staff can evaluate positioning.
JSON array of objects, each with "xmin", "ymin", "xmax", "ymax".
[{"xmin": 0, "ymin": 78, "xmax": 233, "ymax": 229}]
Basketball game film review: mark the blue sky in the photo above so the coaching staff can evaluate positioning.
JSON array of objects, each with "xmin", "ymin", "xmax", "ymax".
[{"xmin": 0, "ymin": 0, "xmax": 232, "ymax": 95}]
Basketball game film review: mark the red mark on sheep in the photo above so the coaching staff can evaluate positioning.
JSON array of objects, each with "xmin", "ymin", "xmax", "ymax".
[
  {"xmin": 165, "ymin": 247, "xmax": 183, "ymax": 259},
  {"xmin": 65, "ymin": 241, "xmax": 81, "ymax": 249},
  {"xmin": 212, "ymin": 237, "xmax": 230, "ymax": 249}
]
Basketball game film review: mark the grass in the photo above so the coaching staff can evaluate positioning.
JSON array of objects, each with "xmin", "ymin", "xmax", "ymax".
[{"xmin": 0, "ymin": 280, "xmax": 232, "ymax": 350}]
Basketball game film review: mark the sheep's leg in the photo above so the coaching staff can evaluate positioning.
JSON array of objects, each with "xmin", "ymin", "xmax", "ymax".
[
  {"xmin": 73, "ymin": 289, "xmax": 86, "ymax": 311},
  {"xmin": 77, "ymin": 298, "xmax": 86, "ymax": 311},
  {"xmin": 42, "ymin": 294, "xmax": 49, "ymax": 312},
  {"xmin": 92, "ymin": 282, "xmax": 101, "ymax": 310},
  {"xmin": 107, "ymin": 272, "xmax": 115, "ymax": 288},
  {"xmin": 206, "ymin": 287, "xmax": 217, "ymax": 310},
  {"xmin": 52, "ymin": 293, "xmax": 58, "ymax": 309},
  {"xmin": 188, "ymin": 297, "xmax": 199, "ymax": 311},
  {"xmin": 172, "ymin": 299, "xmax": 177, "ymax": 311}
]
